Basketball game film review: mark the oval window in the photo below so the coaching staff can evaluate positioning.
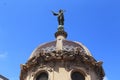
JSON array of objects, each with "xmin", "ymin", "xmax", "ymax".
[
  {"xmin": 36, "ymin": 72, "xmax": 48, "ymax": 80},
  {"xmin": 71, "ymin": 71, "xmax": 85, "ymax": 80}
]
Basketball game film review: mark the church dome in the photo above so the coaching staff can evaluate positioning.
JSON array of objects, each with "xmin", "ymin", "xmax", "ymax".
[
  {"xmin": 20, "ymin": 10, "xmax": 105, "ymax": 80},
  {"xmin": 29, "ymin": 40, "xmax": 92, "ymax": 60}
]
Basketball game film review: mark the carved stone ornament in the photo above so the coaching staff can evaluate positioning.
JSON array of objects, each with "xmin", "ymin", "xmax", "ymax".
[{"xmin": 20, "ymin": 47, "xmax": 105, "ymax": 80}]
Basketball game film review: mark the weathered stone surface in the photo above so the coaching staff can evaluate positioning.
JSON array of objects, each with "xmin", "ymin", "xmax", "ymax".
[{"xmin": 20, "ymin": 48, "xmax": 105, "ymax": 80}]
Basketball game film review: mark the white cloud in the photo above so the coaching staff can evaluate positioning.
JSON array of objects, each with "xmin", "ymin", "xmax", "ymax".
[
  {"xmin": 0, "ymin": 52, "xmax": 7, "ymax": 59},
  {"xmin": 104, "ymin": 76, "xmax": 108, "ymax": 80}
]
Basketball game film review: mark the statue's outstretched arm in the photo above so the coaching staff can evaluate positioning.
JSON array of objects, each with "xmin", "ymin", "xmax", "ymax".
[{"xmin": 52, "ymin": 11, "xmax": 58, "ymax": 16}]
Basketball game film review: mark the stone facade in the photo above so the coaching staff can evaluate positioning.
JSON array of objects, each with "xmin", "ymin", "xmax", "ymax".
[{"xmin": 20, "ymin": 42, "xmax": 104, "ymax": 80}]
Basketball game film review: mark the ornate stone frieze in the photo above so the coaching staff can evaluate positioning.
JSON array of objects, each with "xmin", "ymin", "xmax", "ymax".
[{"xmin": 20, "ymin": 47, "xmax": 104, "ymax": 80}]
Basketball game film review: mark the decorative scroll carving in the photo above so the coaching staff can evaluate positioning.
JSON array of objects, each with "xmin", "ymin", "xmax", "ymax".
[{"xmin": 20, "ymin": 47, "xmax": 105, "ymax": 80}]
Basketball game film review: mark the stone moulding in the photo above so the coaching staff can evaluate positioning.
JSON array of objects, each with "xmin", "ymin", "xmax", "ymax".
[
  {"xmin": 55, "ymin": 30, "xmax": 67, "ymax": 38},
  {"xmin": 20, "ymin": 47, "xmax": 105, "ymax": 80}
]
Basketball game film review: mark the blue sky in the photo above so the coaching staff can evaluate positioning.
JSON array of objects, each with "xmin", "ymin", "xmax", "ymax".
[{"xmin": 0, "ymin": 0, "xmax": 120, "ymax": 80}]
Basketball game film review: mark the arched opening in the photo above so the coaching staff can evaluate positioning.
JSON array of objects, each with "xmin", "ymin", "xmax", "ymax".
[
  {"xmin": 36, "ymin": 72, "xmax": 48, "ymax": 80},
  {"xmin": 71, "ymin": 71, "xmax": 85, "ymax": 80}
]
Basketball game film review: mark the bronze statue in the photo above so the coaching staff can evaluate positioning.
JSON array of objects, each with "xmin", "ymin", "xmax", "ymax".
[{"xmin": 52, "ymin": 9, "xmax": 65, "ymax": 25}]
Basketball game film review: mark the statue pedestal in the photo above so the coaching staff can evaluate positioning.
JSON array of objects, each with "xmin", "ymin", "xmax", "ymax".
[{"xmin": 58, "ymin": 25, "xmax": 64, "ymax": 31}]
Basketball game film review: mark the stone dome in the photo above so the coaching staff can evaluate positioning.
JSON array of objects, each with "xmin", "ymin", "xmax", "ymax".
[
  {"xmin": 29, "ymin": 40, "xmax": 92, "ymax": 60},
  {"xmin": 20, "ymin": 14, "xmax": 105, "ymax": 80}
]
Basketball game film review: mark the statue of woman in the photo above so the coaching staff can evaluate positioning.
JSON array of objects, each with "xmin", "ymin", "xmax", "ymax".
[{"xmin": 52, "ymin": 9, "xmax": 65, "ymax": 25}]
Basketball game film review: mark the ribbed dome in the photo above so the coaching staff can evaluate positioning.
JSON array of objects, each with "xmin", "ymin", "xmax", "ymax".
[{"xmin": 29, "ymin": 40, "xmax": 92, "ymax": 60}]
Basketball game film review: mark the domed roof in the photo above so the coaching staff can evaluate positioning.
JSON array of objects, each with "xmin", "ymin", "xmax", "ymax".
[{"xmin": 29, "ymin": 40, "xmax": 92, "ymax": 60}]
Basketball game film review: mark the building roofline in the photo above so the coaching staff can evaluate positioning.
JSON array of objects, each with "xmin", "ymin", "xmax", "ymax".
[{"xmin": 0, "ymin": 75, "xmax": 9, "ymax": 80}]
